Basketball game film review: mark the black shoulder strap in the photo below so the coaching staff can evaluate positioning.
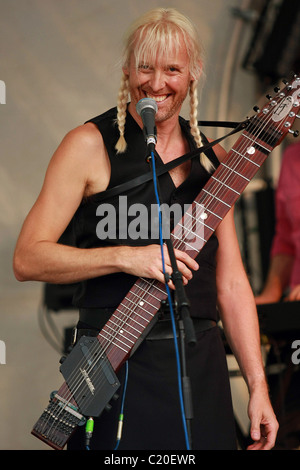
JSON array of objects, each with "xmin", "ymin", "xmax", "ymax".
[{"xmin": 93, "ymin": 119, "xmax": 249, "ymax": 202}]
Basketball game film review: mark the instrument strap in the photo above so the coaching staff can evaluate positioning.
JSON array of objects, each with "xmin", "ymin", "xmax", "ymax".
[{"xmin": 94, "ymin": 119, "xmax": 249, "ymax": 202}]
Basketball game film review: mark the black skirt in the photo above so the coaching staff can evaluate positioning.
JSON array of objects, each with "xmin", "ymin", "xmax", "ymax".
[{"xmin": 68, "ymin": 325, "xmax": 237, "ymax": 450}]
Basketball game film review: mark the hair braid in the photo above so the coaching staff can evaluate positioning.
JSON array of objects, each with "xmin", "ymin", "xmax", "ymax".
[
  {"xmin": 189, "ymin": 80, "xmax": 201, "ymax": 147},
  {"xmin": 189, "ymin": 81, "xmax": 214, "ymax": 173},
  {"xmin": 115, "ymin": 73, "xmax": 130, "ymax": 153}
]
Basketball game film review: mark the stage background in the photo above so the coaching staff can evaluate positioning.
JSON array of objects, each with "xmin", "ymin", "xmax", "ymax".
[{"xmin": 1, "ymin": 0, "xmax": 298, "ymax": 449}]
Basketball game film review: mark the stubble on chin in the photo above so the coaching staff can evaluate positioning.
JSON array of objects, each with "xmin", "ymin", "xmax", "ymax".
[{"xmin": 155, "ymin": 96, "xmax": 187, "ymax": 123}]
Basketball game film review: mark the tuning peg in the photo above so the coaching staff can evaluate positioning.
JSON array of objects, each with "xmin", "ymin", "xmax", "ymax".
[
  {"xmin": 288, "ymin": 129, "xmax": 300, "ymax": 137},
  {"xmin": 266, "ymin": 94, "xmax": 272, "ymax": 100},
  {"xmin": 282, "ymin": 79, "xmax": 289, "ymax": 84},
  {"xmin": 253, "ymin": 105, "xmax": 260, "ymax": 112},
  {"xmin": 274, "ymin": 86, "xmax": 280, "ymax": 93}
]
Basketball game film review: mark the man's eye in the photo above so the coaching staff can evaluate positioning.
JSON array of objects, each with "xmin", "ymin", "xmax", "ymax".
[{"xmin": 138, "ymin": 64, "xmax": 150, "ymax": 70}]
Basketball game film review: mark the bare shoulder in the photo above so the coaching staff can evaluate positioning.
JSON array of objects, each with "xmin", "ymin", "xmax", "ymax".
[
  {"xmin": 205, "ymin": 136, "xmax": 227, "ymax": 163},
  {"xmin": 48, "ymin": 122, "xmax": 110, "ymax": 196},
  {"xmin": 15, "ymin": 122, "xmax": 110, "ymax": 245},
  {"xmin": 214, "ymin": 143, "xmax": 227, "ymax": 163},
  {"xmin": 56, "ymin": 122, "xmax": 105, "ymax": 163},
  {"xmin": 68, "ymin": 122, "xmax": 103, "ymax": 143}
]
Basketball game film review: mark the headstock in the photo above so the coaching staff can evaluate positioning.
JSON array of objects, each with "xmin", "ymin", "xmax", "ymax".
[{"xmin": 250, "ymin": 75, "xmax": 300, "ymax": 148}]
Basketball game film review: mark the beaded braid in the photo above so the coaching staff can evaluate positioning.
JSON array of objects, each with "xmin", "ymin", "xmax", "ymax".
[
  {"xmin": 115, "ymin": 73, "xmax": 130, "ymax": 153},
  {"xmin": 189, "ymin": 80, "xmax": 214, "ymax": 173}
]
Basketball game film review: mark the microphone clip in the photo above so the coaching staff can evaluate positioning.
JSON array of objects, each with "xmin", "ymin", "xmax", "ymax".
[{"xmin": 143, "ymin": 128, "xmax": 157, "ymax": 147}]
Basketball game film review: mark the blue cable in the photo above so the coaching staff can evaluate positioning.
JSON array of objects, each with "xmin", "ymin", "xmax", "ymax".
[
  {"xmin": 86, "ymin": 361, "xmax": 129, "ymax": 450},
  {"xmin": 150, "ymin": 151, "xmax": 190, "ymax": 451},
  {"xmin": 113, "ymin": 151, "xmax": 190, "ymax": 450}
]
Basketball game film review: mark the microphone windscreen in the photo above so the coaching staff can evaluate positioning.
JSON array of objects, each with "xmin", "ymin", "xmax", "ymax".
[{"xmin": 136, "ymin": 98, "xmax": 158, "ymax": 116}]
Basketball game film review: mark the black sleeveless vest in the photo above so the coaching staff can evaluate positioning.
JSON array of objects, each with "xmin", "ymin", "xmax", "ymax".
[{"xmin": 72, "ymin": 107, "xmax": 219, "ymax": 321}]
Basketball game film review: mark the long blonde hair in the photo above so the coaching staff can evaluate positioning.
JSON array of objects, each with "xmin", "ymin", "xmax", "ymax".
[{"xmin": 115, "ymin": 8, "xmax": 213, "ymax": 171}]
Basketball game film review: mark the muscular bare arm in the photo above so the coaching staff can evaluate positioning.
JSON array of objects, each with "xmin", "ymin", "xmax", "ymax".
[
  {"xmin": 13, "ymin": 124, "xmax": 198, "ymax": 285},
  {"xmin": 215, "ymin": 209, "xmax": 278, "ymax": 449},
  {"xmin": 13, "ymin": 124, "xmax": 114, "ymax": 283}
]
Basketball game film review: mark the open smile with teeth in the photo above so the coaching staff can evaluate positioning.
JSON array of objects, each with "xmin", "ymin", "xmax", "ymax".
[{"xmin": 146, "ymin": 93, "xmax": 169, "ymax": 102}]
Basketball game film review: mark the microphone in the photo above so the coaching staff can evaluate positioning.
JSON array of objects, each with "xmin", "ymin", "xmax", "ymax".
[{"xmin": 136, "ymin": 98, "xmax": 158, "ymax": 149}]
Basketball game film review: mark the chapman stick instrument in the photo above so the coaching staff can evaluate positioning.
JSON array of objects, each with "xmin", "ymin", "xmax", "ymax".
[{"xmin": 32, "ymin": 75, "xmax": 300, "ymax": 450}]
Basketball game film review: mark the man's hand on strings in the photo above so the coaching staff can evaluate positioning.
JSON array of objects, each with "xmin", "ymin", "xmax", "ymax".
[{"xmin": 117, "ymin": 244, "xmax": 199, "ymax": 287}]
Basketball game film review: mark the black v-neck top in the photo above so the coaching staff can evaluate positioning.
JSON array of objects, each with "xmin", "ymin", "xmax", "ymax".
[{"xmin": 72, "ymin": 107, "xmax": 219, "ymax": 321}]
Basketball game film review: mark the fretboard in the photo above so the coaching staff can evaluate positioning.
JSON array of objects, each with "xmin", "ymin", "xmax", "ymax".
[
  {"xmin": 98, "ymin": 277, "xmax": 167, "ymax": 369},
  {"xmin": 96, "ymin": 115, "xmax": 283, "ymax": 370}
]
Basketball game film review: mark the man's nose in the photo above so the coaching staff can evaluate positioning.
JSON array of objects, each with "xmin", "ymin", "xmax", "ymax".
[{"xmin": 149, "ymin": 70, "xmax": 165, "ymax": 91}]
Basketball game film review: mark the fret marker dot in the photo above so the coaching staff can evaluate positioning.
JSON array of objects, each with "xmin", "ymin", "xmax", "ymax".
[
  {"xmin": 139, "ymin": 301, "xmax": 144, "ymax": 306},
  {"xmin": 120, "ymin": 330, "xmax": 123, "ymax": 334},
  {"xmin": 200, "ymin": 212, "xmax": 208, "ymax": 220},
  {"xmin": 247, "ymin": 146, "xmax": 255, "ymax": 155}
]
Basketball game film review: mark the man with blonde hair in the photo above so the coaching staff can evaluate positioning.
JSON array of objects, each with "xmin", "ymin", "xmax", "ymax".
[{"xmin": 14, "ymin": 8, "xmax": 278, "ymax": 450}]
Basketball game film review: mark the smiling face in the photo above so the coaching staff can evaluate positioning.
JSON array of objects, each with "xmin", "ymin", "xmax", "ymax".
[
  {"xmin": 125, "ymin": 41, "xmax": 193, "ymax": 124},
  {"xmin": 116, "ymin": 8, "xmax": 204, "ymax": 152}
]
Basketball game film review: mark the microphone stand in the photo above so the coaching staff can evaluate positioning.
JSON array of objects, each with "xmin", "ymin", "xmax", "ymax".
[{"xmin": 146, "ymin": 143, "xmax": 195, "ymax": 450}]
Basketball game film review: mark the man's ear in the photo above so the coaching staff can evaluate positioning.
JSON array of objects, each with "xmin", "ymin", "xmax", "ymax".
[{"xmin": 122, "ymin": 65, "xmax": 129, "ymax": 78}]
